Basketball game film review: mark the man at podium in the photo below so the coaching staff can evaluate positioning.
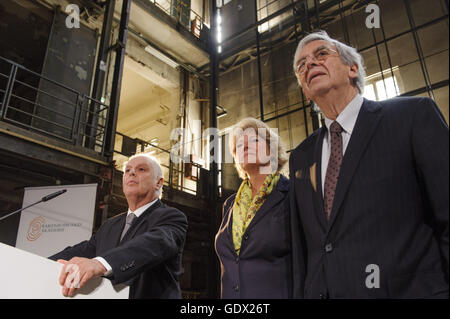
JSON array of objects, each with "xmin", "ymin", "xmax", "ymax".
[{"xmin": 49, "ymin": 154, "xmax": 188, "ymax": 299}]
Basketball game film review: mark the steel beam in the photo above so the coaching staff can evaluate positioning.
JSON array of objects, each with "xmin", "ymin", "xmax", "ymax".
[
  {"xmin": 104, "ymin": 0, "xmax": 132, "ymax": 159},
  {"xmin": 86, "ymin": 0, "xmax": 116, "ymax": 149}
]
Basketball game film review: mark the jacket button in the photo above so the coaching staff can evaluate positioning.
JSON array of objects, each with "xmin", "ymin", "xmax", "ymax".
[
  {"xmin": 243, "ymin": 234, "xmax": 249, "ymax": 240},
  {"xmin": 319, "ymin": 293, "xmax": 328, "ymax": 299},
  {"xmin": 233, "ymin": 285, "xmax": 239, "ymax": 292},
  {"xmin": 235, "ymin": 256, "xmax": 239, "ymax": 263},
  {"xmin": 325, "ymin": 243, "xmax": 333, "ymax": 253}
]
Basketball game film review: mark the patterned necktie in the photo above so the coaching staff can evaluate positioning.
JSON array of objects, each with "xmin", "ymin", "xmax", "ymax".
[
  {"xmin": 324, "ymin": 121, "xmax": 343, "ymax": 221},
  {"xmin": 120, "ymin": 213, "xmax": 136, "ymax": 241}
]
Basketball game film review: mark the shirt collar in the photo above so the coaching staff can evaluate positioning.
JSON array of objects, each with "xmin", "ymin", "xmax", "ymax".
[
  {"xmin": 128, "ymin": 198, "xmax": 158, "ymax": 218},
  {"xmin": 324, "ymin": 94, "xmax": 363, "ymax": 135}
]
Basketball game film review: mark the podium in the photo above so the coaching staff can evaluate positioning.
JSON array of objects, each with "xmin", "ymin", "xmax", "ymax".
[{"xmin": 0, "ymin": 243, "xmax": 129, "ymax": 299}]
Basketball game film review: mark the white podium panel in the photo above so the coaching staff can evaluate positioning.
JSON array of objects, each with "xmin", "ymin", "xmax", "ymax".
[{"xmin": 0, "ymin": 243, "xmax": 129, "ymax": 299}]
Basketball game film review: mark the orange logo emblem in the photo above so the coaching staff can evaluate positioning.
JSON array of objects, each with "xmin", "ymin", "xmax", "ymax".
[{"xmin": 27, "ymin": 216, "xmax": 45, "ymax": 241}]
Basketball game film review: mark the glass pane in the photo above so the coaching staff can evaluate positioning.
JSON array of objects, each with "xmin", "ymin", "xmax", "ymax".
[
  {"xmin": 387, "ymin": 33, "xmax": 419, "ymax": 66},
  {"xmin": 386, "ymin": 76, "xmax": 399, "ymax": 98},
  {"xmin": 417, "ymin": 20, "xmax": 449, "ymax": 57},
  {"xmin": 375, "ymin": 79, "xmax": 387, "ymax": 100},
  {"xmin": 385, "ymin": 33, "xmax": 425, "ymax": 94},
  {"xmin": 433, "ymin": 86, "xmax": 449, "ymax": 125},
  {"xmin": 377, "ymin": 0, "xmax": 410, "ymax": 39},
  {"xmin": 268, "ymin": 1, "xmax": 279, "ymax": 16},
  {"xmin": 361, "ymin": 43, "xmax": 390, "ymax": 79},
  {"xmin": 425, "ymin": 50, "xmax": 449, "ymax": 85},
  {"xmin": 409, "ymin": 0, "xmax": 448, "ymax": 26},
  {"xmin": 276, "ymin": 115, "xmax": 291, "ymax": 150},
  {"xmin": 290, "ymin": 109, "xmax": 307, "ymax": 149},
  {"xmin": 363, "ymin": 84, "xmax": 377, "ymax": 101},
  {"xmin": 397, "ymin": 61, "xmax": 426, "ymax": 94},
  {"xmin": 218, "ymin": 63, "xmax": 262, "ymax": 130},
  {"xmin": 375, "ymin": 76, "xmax": 399, "ymax": 100},
  {"xmin": 324, "ymin": 12, "xmax": 347, "ymax": 45},
  {"xmin": 346, "ymin": 6, "xmax": 376, "ymax": 49}
]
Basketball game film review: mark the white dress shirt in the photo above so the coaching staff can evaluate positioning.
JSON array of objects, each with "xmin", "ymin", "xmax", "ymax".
[
  {"xmin": 95, "ymin": 198, "xmax": 159, "ymax": 276},
  {"xmin": 321, "ymin": 94, "xmax": 364, "ymax": 196}
]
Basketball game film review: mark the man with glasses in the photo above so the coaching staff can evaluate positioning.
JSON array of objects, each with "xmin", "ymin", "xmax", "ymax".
[{"xmin": 289, "ymin": 31, "xmax": 448, "ymax": 298}]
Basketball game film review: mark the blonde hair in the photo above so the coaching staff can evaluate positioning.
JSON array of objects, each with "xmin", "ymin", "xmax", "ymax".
[{"xmin": 228, "ymin": 117, "xmax": 288, "ymax": 179}]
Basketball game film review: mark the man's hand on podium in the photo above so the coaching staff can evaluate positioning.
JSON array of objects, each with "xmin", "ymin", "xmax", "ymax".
[{"xmin": 57, "ymin": 258, "xmax": 107, "ymax": 297}]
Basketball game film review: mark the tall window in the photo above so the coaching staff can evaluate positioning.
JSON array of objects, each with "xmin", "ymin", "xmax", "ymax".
[
  {"xmin": 364, "ymin": 67, "xmax": 400, "ymax": 101},
  {"xmin": 257, "ymin": 0, "xmax": 290, "ymax": 33}
]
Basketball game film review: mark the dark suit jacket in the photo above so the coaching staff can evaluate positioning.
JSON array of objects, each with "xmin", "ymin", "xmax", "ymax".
[
  {"xmin": 49, "ymin": 200, "xmax": 188, "ymax": 299},
  {"xmin": 289, "ymin": 97, "xmax": 449, "ymax": 298},
  {"xmin": 215, "ymin": 174, "xmax": 293, "ymax": 298}
]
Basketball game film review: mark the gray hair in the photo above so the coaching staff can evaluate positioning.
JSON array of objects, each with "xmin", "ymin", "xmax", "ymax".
[
  {"xmin": 293, "ymin": 30, "xmax": 366, "ymax": 94},
  {"xmin": 123, "ymin": 153, "xmax": 163, "ymax": 197}
]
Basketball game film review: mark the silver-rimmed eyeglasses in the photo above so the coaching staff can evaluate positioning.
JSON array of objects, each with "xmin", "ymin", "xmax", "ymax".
[{"xmin": 295, "ymin": 46, "xmax": 338, "ymax": 76}]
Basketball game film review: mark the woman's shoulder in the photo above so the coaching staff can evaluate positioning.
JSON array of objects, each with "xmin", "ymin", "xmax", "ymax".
[{"xmin": 220, "ymin": 193, "xmax": 237, "ymax": 220}]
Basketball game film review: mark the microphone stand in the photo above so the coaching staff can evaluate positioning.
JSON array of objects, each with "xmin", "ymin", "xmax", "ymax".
[{"xmin": 0, "ymin": 189, "xmax": 67, "ymax": 222}]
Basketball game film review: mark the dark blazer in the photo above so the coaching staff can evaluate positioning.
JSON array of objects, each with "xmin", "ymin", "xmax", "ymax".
[
  {"xmin": 215, "ymin": 174, "xmax": 293, "ymax": 298},
  {"xmin": 50, "ymin": 200, "xmax": 188, "ymax": 299},
  {"xmin": 289, "ymin": 97, "xmax": 449, "ymax": 299}
]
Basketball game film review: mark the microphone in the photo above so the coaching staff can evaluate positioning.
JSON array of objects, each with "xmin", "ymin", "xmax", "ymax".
[
  {"xmin": 0, "ymin": 189, "xmax": 67, "ymax": 222},
  {"xmin": 42, "ymin": 189, "xmax": 67, "ymax": 202}
]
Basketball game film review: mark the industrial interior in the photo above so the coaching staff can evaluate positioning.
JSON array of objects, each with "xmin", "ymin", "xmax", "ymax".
[{"xmin": 0, "ymin": 0, "xmax": 448, "ymax": 298}]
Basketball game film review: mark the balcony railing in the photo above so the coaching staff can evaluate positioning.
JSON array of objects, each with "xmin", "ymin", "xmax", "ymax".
[
  {"xmin": 0, "ymin": 56, "xmax": 209, "ymax": 197},
  {"xmin": 0, "ymin": 56, "xmax": 110, "ymax": 157},
  {"xmin": 114, "ymin": 132, "xmax": 206, "ymax": 196},
  {"xmin": 150, "ymin": 0, "xmax": 205, "ymax": 38}
]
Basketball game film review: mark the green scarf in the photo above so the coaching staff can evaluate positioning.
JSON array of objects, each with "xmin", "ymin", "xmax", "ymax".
[{"xmin": 232, "ymin": 172, "xmax": 280, "ymax": 254}]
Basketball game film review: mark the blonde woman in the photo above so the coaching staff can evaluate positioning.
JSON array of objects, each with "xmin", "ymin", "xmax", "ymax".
[{"xmin": 215, "ymin": 117, "xmax": 292, "ymax": 298}]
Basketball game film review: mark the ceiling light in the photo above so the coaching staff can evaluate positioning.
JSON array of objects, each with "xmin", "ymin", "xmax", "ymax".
[
  {"xmin": 217, "ymin": 105, "xmax": 227, "ymax": 118},
  {"xmin": 144, "ymin": 45, "xmax": 179, "ymax": 69}
]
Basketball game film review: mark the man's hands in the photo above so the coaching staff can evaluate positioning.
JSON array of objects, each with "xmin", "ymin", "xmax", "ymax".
[{"xmin": 57, "ymin": 257, "xmax": 107, "ymax": 297}]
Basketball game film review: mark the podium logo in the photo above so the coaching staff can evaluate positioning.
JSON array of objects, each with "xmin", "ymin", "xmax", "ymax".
[{"xmin": 27, "ymin": 216, "xmax": 45, "ymax": 241}]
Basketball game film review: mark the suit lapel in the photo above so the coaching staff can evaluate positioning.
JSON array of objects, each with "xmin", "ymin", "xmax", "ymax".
[
  {"xmin": 108, "ymin": 213, "xmax": 126, "ymax": 247},
  {"xmin": 313, "ymin": 127, "xmax": 328, "ymax": 231},
  {"xmin": 222, "ymin": 177, "xmax": 289, "ymax": 254},
  {"xmin": 327, "ymin": 99, "xmax": 383, "ymax": 230},
  {"xmin": 245, "ymin": 175, "xmax": 289, "ymax": 233},
  {"xmin": 120, "ymin": 200, "xmax": 162, "ymax": 243},
  {"xmin": 224, "ymin": 197, "xmax": 235, "ymax": 246}
]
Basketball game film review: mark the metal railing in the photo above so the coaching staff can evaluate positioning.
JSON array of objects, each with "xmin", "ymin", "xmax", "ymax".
[
  {"xmin": 150, "ymin": 0, "xmax": 205, "ymax": 38},
  {"xmin": 114, "ymin": 132, "xmax": 204, "ymax": 196},
  {"xmin": 0, "ymin": 56, "xmax": 110, "ymax": 157}
]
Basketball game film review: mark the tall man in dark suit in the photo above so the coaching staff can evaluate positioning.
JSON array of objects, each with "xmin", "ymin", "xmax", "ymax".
[
  {"xmin": 50, "ymin": 154, "xmax": 188, "ymax": 299},
  {"xmin": 289, "ymin": 31, "xmax": 448, "ymax": 298}
]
